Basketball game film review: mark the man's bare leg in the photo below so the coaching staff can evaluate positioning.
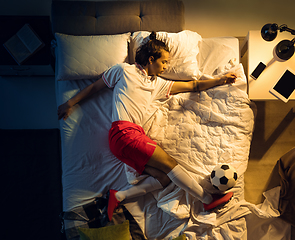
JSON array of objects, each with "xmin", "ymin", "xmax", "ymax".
[
  {"xmin": 147, "ymin": 146, "xmax": 234, "ymax": 212},
  {"xmin": 144, "ymin": 165, "xmax": 171, "ymax": 187},
  {"xmin": 147, "ymin": 145, "xmax": 212, "ymax": 204}
]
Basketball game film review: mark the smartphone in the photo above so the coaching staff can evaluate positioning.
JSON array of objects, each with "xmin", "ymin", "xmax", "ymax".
[
  {"xmin": 269, "ymin": 68, "xmax": 295, "ymax": 103},
  {"xmin": 250, "ymin": 62, "xmax": 266, "ymax": 80}
]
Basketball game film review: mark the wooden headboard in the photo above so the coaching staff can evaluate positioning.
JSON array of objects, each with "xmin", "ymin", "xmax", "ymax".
[{"xmin": 51, "ymin": 0, "xmax": 185, "ymax": 35}]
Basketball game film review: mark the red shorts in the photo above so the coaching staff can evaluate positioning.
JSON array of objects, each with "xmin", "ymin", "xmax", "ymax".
[{"xmin": 109, "ymin": 121, "xmax": 157, "ymax": 174}]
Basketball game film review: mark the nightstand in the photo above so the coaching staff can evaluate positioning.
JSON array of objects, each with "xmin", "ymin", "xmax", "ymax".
[
  {"xmin": 241, "ymin": 30, "xmax": 295, "ymax": 100},
  {"xmin": 0, "ymin": 16, "xmax": 54, "ymax": 76}
]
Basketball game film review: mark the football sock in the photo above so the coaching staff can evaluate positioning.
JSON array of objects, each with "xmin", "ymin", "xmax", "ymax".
[
  {"xmin": 116, "ymin": 176, "xmax": 163, "ymax": 201},
  {"xmin": 167, "ymin": 165, "xmax": 212, "ymax": 204},
  {"xmin": 107, "ymin": 177, "xmax": 163, "ymax": 221}
]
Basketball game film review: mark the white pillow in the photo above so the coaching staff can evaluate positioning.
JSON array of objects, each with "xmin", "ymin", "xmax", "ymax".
[
  {"xmin": 55, "ymin": 32, "xmax": 131, "ymax": 81},
  {"xmin": 130, "ymin": 30, "xmax": 202, "ymax": 80}
]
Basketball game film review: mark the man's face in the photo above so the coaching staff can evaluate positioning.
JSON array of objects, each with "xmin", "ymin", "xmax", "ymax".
[{"xmin": 148, "ymin": 50, "xmax": 169, "ymax": 76}]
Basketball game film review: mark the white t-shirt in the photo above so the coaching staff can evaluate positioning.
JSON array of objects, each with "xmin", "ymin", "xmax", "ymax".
[{"xmin": 102, "ymin": 63, "xmax": 174, "ymax": 126}]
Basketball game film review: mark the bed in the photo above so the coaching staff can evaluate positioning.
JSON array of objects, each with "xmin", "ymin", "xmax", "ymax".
[{"xmin": 51, "ymin": 1, "xmax": 291, "ymax": 239}]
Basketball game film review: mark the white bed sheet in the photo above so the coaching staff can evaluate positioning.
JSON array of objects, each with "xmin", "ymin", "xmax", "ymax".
[{"xmin": 56, "ymin": 36, "xmax": 288, "ymax": 239}]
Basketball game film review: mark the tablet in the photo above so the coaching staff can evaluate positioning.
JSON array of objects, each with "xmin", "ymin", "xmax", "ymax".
[{"xmin": 269, "ymin": 68, "xmax": 295, "ymax": 103}]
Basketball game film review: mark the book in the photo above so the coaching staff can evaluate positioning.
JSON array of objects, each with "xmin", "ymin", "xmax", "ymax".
[{"xmin": 3, "ymin": 23, "xmax": 45, "ymax": 65}]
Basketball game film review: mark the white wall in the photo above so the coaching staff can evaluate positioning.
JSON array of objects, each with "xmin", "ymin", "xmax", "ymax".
[
  {"xmin": 183, "ymin": 0, "xmax": 295, "ymax": 37},
  {"xmin": 1, "ymin": 0, "xmax": 295, "ymax": 129}
]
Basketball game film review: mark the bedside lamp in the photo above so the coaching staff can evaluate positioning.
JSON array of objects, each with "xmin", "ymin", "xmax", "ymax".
[{"xmin": 261, "ymin": 23, "xmax": 295, "ymax": 60}]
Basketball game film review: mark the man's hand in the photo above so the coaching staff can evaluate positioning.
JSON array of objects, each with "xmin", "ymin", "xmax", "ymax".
[
  {"xmin": 220, "ymin": 73, "xmax": 237, "ymax": 85},
  {"xmin": 57, "ymin": 101, "xmax": 72, "ymax": 120}
]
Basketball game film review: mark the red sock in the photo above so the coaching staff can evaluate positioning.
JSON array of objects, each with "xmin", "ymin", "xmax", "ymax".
[
  {"xmin": 107, "ymin": 189, "xmax": 120, "ymax": 221},
  {"xmin": 203, "ymin": 192, "xmax": 233, "ymax": 211}
]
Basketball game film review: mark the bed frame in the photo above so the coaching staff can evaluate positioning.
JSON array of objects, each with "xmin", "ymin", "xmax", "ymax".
[{"xmin": 51, "ymin": 0, "xmax": 184, "ymax": 36}]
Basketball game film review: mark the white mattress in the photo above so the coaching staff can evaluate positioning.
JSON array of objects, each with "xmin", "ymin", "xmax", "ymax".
[{"xmin": 55, "ymin": 36, "xmax": 288, "ymax": 239}]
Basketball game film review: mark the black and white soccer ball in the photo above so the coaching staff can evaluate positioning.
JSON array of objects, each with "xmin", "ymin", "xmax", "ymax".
[{"xmin": 210, "ymin": 164, "xmax": 238, "ymax": 192}]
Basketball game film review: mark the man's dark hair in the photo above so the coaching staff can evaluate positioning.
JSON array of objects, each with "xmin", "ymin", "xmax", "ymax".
[{"xmin": 135, "ymin": 31, "xmax": 169, "ymax": 66}]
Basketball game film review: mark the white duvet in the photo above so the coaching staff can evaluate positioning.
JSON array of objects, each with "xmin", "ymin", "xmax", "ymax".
[{"xmin": 125, "ymin": 63, "xmax": 253, "ymax": 218}]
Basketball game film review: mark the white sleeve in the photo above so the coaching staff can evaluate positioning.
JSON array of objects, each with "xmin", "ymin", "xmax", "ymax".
[
  {"xmin": 155, "ymin": 77, "xmax": 174, "ymax": 100},
  {"xmin": 102, "ymin": 63, "xmax": 126, "ymax": 88}
]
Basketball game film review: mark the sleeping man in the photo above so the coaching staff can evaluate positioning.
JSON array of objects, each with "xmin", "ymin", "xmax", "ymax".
[{"xmin": 57, "ymin": 31, "xmax": 237, "ymax": 221}]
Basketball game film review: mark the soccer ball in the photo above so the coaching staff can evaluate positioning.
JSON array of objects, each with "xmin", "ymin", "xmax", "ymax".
[{"xmin": 210, "ymin": 164, "xmax": 238, "ymax": 192}]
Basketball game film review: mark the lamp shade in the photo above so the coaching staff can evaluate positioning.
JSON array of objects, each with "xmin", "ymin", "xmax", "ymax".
[
  {"xmin": 275, "ymin": 40, "xmax": 295, "ymax": 60},
  {"xmin": 261, "ymin": 23, "xmax": 278, "ymax": 41}
]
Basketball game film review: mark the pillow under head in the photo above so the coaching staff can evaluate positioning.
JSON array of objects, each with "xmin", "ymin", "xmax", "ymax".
[{"xmin": 130, "ymin": 30, "xmax": 202, "ymax": 80}]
